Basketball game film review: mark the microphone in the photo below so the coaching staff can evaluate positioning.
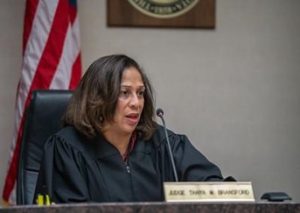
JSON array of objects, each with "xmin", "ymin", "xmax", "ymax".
[{"xmin": 156, "ymin": 108, "xmax": 179, "ymax": 182}]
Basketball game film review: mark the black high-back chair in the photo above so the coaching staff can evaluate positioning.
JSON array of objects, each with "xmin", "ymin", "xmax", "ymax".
[{"xmin": 16, "ymin": 90, "xmax": 73, "ymax": 205}]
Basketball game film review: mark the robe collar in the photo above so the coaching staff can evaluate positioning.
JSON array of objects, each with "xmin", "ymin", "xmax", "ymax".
[{"xmin": 94, "ymin": 132, "xmax": 148, "ymax": 160}]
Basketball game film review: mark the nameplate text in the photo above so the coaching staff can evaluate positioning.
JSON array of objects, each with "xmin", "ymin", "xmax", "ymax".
[{"xmin": 164, "ymin": 182, "xmax": 255, "ymax": 202}]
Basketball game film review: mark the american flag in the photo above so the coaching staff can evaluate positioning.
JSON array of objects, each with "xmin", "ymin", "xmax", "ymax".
[{"xmin": 2, "ymin": 0, "xmax": 82, "ymax": 204}]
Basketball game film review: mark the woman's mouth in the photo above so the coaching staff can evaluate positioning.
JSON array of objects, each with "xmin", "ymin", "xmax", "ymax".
[{"xmin": 126, "ymin": 113, "xmax": 139, "ymax": 125}]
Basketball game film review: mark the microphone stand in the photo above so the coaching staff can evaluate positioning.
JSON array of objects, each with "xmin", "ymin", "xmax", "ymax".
[{"xmin": 157, "ymin": 109, "xmax": 179, "ymax": 182}]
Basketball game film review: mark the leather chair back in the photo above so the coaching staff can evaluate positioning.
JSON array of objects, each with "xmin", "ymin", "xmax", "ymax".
[{"xmin": 17, "ymin": 90, "xmax": 73, "ymax": 204}]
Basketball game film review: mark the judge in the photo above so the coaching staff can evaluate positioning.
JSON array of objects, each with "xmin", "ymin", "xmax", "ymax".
[{"xmin": 35, "ymin": 54, "xmax": 223, "ymax": 203}]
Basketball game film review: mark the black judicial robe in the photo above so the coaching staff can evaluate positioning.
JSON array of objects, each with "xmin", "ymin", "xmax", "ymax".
[{"xmin": 35, "ymin": 125, "xmax": 223, "ymax": 203}]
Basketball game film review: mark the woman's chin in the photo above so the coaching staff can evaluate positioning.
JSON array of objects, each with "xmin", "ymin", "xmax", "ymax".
[{"xmin": 121, "ymin": 124, "xmax": 137, "ymax": 135}]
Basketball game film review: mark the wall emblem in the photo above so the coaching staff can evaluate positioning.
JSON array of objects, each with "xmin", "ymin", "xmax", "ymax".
[{"xmin": 128, "ymin": 0, "xmax": 199, "ymax": 19}]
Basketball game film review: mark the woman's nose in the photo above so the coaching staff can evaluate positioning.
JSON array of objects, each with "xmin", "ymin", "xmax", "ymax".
[{"xmin": 129, "ymin": 93, "xmax": 139, "ymax": 107}]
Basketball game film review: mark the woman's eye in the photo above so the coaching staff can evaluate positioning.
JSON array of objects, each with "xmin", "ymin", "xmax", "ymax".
[
  {"xmin": 119, "ymin": 89, "xmax": 145, "ymax": 98},
  {"xmin": 138, "ymin": 91, "xmax": 145, "ymax": 97},
  {"xmin": 120, "ymin": 90, "xmax": 129, "ymax": 97}
]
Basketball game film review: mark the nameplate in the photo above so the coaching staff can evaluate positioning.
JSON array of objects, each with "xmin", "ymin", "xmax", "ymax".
[{"xmin": 164, "ymin": 182, "xmax": 255, "ymax": 202}]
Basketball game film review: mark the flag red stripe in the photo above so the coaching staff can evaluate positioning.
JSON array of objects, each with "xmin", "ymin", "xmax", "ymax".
[
  {"xmin": 2, "ymin": 0, "xmax": 82, "ymax": 203},
  {"xmin": 3, "ymin": 0, "xmax": 70, "ymax": 197},
  {"xmin": 2, "ymin": 0, "xmax": 40, "ymax": 202},
  {"xmin": 3, "ymin": 1, "xmax": 70, "ymax": 198},
  {"xmin": 30, "ymin": 0, "xmax": 69, "ymax": 90},
  {"xmin": 69, "ymin": 53, "xmax": 82, "ymax": 89},
  {"xmin": 23, "ymin": 0, "xmax": 39, "ymax": 54}
]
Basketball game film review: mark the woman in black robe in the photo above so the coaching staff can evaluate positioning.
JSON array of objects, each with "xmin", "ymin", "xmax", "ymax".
[{"xmin": 35, "ymin": 54, "xmax": 223, "ymax": 203}]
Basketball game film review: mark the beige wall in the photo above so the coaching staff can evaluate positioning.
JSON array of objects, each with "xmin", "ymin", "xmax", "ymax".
[{"xmin": 1, "ymin": 0, "xmax": 299, "ymax": 203}]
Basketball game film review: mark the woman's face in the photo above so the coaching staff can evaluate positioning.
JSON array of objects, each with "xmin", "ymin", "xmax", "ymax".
[{"xmin": 104, "ymin": 67, "xmax": 145, "ymax": 136}]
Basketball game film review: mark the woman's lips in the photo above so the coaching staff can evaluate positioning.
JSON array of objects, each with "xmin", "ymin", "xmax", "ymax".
[{"xmin": 126, "ymin": 113, "xmax": 139, "ymax": 125}]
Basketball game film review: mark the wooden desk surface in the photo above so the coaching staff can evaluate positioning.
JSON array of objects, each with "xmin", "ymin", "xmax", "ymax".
[{"xmin": 1, "ymin": 202, "xmax": 300, "ymax": 213}]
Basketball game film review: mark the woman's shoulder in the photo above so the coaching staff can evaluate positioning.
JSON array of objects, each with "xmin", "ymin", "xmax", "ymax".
[
  {"xmin": 148, "ymin": 124, "xmax": 179, "ymax": 145},
  {"xmin": 54, "ymin": 126, "xmax": 82, "ymax": 143},
  {"xmin": 49, "ymin": 126, "xmax": 94, "ymax": 153}
]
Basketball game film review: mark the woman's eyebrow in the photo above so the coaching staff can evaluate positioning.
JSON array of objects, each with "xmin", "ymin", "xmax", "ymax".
[{"xmin": 120, "ymin": 85, "xmax": 145, "ymax": 89}]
